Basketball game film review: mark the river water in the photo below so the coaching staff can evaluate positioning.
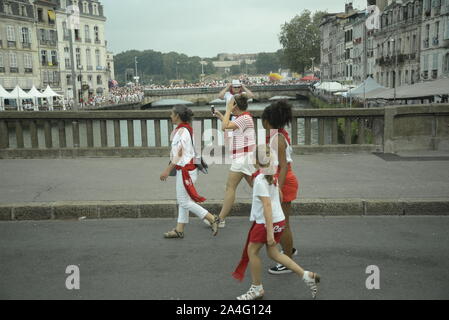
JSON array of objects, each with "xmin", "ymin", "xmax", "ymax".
[{"xmin": 6, "ymin": 100, "xmax": 326, "ymax": 149}]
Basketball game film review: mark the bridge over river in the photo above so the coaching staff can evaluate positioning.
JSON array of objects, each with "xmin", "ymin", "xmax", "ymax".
[{"xmin": 141, "ymin": 84, "xmax": 312, "ymax": 107}]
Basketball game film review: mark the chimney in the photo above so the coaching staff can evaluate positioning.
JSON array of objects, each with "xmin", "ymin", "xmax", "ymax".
[{"xmin": 345, "ymin": 2, "xmax": 354, "ymax": 14}]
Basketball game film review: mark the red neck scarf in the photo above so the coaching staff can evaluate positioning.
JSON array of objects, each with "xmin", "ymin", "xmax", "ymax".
[
  {"xmin": 176, "ymin": 122, "xmax": 193, "ymax": 136},
  {"xmin": 174, "ymin": 122, "xmax": 206, "ymax": 203},
  {"xmin": 266, "ymin": 128, "xmax": 291, "ymax": 145},
  {"xmin": 235, "ymin": 111, "xmax": 252, "ymax": 119}
]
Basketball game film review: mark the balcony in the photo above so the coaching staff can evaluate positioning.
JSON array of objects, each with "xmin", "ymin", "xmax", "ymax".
[
  {"xmin": 433, "ymin": 37, "xmax": 439, "ymax": 46},
  {"xmin": 75, "ymin": 37, "xmax": 82, "ymax": 42},
  {"xmin": 7, "ymin": 41, "xmax": 16, "ymax": 48},
  {"xmin": 96, "ymin": 66, "xmax": 105, "ymax": 71},
  {"xmin": 42, "ymin": 61, "xmax": 58, "ymax": 67},
  {"xmin": 95, "ymin": 39, "xmax": 101, "ymax": 45},
  {"xmin": 10, "ymin": 67, "xmax": 19, "ymax": 73},
  {"xmin": 85, "ymin": 38, "xmax": 92, "ymax": 43},
  {"xmin": 77, "ymin": 65, "xmax": 84, "ymax": 70},
  {"xmin": 0, "ymin": 67, "xmax": 5, "ymax": 73},
  {"xmin": 423, "ymin": 39, "xmax": 430, "ymax": 48},
  {"xmin": 87, "ymin": 66, "xmax": 93, "ymax": 71},
  {"xmin": 25, "ymin": 68, "xmax": 33, "ymax": 73},
  {"xmin": 22, "ymin": 42, "xmax": 31, "ymax": 49},
  {"xmin": 39, "ymin": 40, "xmax": 57, "ymax": 47}
]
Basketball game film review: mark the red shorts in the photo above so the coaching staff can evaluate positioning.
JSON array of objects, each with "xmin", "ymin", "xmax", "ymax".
[
  {"xmin": 249, "ymin": 221, "xmax": 286, "ymax": 244},
  {"xmin": 278, "ymin": 166, "xmax": 299, "ymax": 203}
]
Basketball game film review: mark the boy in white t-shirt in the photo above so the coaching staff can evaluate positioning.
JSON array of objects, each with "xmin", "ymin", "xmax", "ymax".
[{"xmin": 232, "ymin": 147, "xmax": 320, "ymax": 300}]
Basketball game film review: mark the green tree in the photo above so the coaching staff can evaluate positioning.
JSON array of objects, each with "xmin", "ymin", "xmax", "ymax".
[
  {"xmin": 230, "ymin": 64, "xmax": 241, "ymax": 75},
  {"xmin": 255, "ymin": 52, "xmax": 281, "ymax": 74},
  {"xmin": 279, "ymin": 10, "xmax": 327, "ymax": 73}
]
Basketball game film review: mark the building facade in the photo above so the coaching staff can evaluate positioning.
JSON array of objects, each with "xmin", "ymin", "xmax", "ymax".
[
  {"xmin": 420, "ymin": 0, "xmax": 449, "ymax": 81},
  {"xmin": 0, "ymin": 0, "xmax": 41, "ymax": 90},
  {"xmin": 35, "ymin": 0, "xmax": 61, "ymax": 90},
  {"xmin": 0, "ymin": 0, "xmax": 113, "ymax": 100},
  {"xmin": 320, "ymin": 0, "xmax": 449, "ymax": 90},
  {"xmin": 56, "ymin": 0, "xmax": 112, "ymax": 100},
  {"xmin": 374, "ymin": 0, "xmax": 423, "ymax": 88}
]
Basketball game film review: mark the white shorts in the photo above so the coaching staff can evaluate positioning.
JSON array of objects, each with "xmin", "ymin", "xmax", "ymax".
[{"xmin": 230, "ymin": 159, "xmax": 256, "ymax": 176}]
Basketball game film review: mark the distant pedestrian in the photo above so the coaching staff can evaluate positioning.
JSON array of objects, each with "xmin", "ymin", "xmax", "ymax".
[
  {"xmin": 262, "ymin": 101, "xmax": 300, "ymax": 274},
  {"xmin": 160, "ymin": 105, "xmax": 220, "ymax": 238},
  {"xmin": 232, "ymin": 147, "xmax": 320, "ymax": 300}
]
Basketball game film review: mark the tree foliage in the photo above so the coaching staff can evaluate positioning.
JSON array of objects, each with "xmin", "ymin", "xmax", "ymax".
[
  {"xmin": 113, "ymin": 50, "xmax": 217, "ymax": 85},
  {"xmin": 279, "ymin": 10, "xmax": 327, "ymax": 73}
]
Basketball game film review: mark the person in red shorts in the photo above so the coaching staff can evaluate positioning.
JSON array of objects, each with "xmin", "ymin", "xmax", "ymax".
[
  {"xmin": 262, "ymin": 101, "xmax": 300, "ymax": 274},
  {"xmin": 232, "ymin": 147, "xmax": 320, "ymax": 300}
]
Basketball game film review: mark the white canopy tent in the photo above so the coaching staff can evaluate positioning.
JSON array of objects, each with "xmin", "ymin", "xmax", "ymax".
[
  {"xmin": 42, "ymin": 85, "xmax": 64, "ymax": 111},
  {"xmin": 316, "ymin": 81, "xmax": 347, "ymax": 93},
  {"xmin": 10, "ymin": 85, "xmax": 33, "ymax": 111},
  {"xmin": 0, "ymin": 85, "xmax": 14, "ymax": 111},
  {"xmin": 28, "ymin": 86, "xmax": 46, "ymax": 111},
  {"xmin": 348, "ymin": 77, "xmax": 386, "ymax": 98}
]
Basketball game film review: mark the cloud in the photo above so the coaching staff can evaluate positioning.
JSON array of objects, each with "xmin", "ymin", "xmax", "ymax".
[{"xmin": 103, "ymin": 0, "xmax": 367, "ymax": 57}]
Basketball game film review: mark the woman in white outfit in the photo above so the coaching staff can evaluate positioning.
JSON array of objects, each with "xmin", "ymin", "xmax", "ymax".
[{"xmin": 160, "ymin": 105, "xmax": 219, "ymax": 238}]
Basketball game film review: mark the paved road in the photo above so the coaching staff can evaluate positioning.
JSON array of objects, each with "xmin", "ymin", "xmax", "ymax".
[
  {"xmin": 1, "ymin": 216, "xmax": 448, "ymax": 300},
  {"xmin": 1, "ymin": 152, "xmax": 449, "ymax": 203}
]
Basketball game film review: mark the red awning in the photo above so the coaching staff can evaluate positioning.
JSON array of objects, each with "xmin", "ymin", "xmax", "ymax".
[{"xmin": 301, "ymin": 75, "xmax": 320, "ymax": 81}]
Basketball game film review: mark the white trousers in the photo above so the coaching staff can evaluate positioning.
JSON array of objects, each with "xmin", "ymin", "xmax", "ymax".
[{"xmin": 176, "ymin": 169, "xmax": 208, "ymax": 224}]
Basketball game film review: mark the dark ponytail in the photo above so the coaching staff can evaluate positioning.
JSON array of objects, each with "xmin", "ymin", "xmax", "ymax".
[
  {"xmin": 173, "ymin": 104, "xmax": 194, "ymax": 123},
  {"xmin": 262, "ymin": 100, "xmax": 293, "ymax": 129}
]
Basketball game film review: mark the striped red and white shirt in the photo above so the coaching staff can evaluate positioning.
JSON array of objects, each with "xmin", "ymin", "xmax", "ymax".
[{"xmin": 231, "ymin": 113, "xmax": 256, "ymax": 160}]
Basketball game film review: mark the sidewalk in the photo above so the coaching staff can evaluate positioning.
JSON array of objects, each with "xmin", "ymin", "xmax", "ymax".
[{"xmin": 1, "ymin": 152, "xmax": 449, "ymax": 220}]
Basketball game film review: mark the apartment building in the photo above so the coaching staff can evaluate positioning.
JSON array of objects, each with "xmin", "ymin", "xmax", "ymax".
[{"xmin": 0, "ymin": 0, "xmax": 41, "ymax": 90}]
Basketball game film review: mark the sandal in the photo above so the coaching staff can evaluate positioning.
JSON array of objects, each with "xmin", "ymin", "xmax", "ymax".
[
  {"xmin": 211, "ymin": 215, "xmax": 220, "ymax": 237},
  {"xmin": 164, "ymin": 229, "xmax": 184, "ymax": 239}
]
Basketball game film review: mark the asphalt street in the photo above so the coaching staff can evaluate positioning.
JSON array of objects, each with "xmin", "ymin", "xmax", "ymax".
[{"xmin": 1, "ymin": 216, "xmax": 448, "ymax": 300}]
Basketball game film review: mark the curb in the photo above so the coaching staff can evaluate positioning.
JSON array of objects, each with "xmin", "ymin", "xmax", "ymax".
[{"xmin": 1, "ymin": 199, "xmax": 449, "ymax": 221}]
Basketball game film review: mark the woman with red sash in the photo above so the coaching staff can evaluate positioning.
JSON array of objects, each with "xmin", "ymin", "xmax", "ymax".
[
  {"xmin": 262, "ymin": 101, "xmax": 300, "ymax": 274},
  {"xmin": 232, "ymin": 147, "xmax": 320, "ymax": 300},
  {"xmin": 160, "ymin": 105, "xmax": 219, "ymax": 238}
]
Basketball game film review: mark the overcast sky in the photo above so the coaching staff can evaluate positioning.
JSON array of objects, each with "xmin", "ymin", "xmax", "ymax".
[{"xmin": 102, "ymin": 0, "xmax": 367, "ymax": 58}]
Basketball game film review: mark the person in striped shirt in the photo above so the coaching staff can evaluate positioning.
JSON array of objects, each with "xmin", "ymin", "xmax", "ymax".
[{"xmin": 213, "ymin": 92, "xmax": 256, "ymax": 228}]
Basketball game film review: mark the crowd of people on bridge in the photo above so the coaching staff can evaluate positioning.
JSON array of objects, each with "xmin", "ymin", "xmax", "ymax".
[
  {"xmin": 159, "ymin": 79, "xmax": 320, "ymax": 301},
  {"xmin": 68, "ymin": 86, "xmax": 145, "ymax": 109},
  {"xmin": 145, "ymin": 76, "xmax": 307, "ymax": 91}
]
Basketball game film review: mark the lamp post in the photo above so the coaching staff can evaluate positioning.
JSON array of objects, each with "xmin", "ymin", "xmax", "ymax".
[
  {"xmin": 66, "ymin": 8, "xmax": 79, "ymax": 111},
  {"xmin": 389, "ymin": 38, "xmax": 397, "ymax": 103},
  {"xmin": 176, "ymin": 61, "xmax": 180, "ymax": 80},
  {"xmin": 134, "ymin": 56, "xmax": 139, "ymax": 85},
  {"xmin": 310, "ymin": 57, "xmax": 316, "ymax": 76}
]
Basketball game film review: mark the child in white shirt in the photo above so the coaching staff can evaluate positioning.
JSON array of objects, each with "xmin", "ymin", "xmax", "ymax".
[{"xmin": 232, "ymin": 147, "xmax": 320, "ymax": 300}]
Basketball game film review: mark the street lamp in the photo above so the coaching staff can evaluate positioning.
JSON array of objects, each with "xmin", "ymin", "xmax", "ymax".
[
  {"xmin": 66, "ymin": 8, "xmax": 79, "ymax": 111},
  {"xmin": 134, "ymin": 56, "xmax": 139, "ymax": 85},
  {"xmin": 310, "ymin": 57, "xmax": 316, "ymax": 76},
  {"xmin": 176, "ymin": 61, "xmax": 180, "ymax": 80},
  {"xmin": 389, "ymin": 38, "xmax": 397, "ymax": 103}
]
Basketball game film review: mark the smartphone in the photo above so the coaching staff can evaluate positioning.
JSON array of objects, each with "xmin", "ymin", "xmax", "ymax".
[{"xmin": 211, "ymin": 105, "xmax": 215, "ymax": 115}]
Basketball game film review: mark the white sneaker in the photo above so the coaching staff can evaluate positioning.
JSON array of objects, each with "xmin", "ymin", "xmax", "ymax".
[
  {"xmin": 236, "ymin": 285, "xmax": 264, "ymax": 300},
  {"xmin": 303, "ymin": 271, "xmax": 320, "ymax": 299}
]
